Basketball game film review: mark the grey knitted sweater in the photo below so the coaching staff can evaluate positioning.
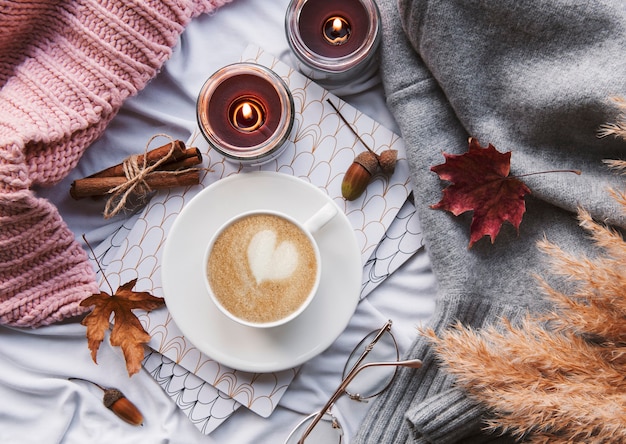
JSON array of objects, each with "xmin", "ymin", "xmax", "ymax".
[{"xmin": 355, "ymin": 0, "xmax": 626, "ymax": 442}]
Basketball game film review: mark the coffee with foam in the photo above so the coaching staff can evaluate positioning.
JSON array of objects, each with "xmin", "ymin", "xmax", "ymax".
[{"xmin": 206, "ymin": 213, "xmax": 318, "ymax": 325}]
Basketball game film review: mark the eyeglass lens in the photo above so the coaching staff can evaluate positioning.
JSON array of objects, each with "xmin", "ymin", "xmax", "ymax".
[
  {"xmin": 284, "ymin": 412, "xmax": 344, "ymax": 444},
  {"xmin": 342, "ymin": 326, "xmax": 399, "ymax": 401}
]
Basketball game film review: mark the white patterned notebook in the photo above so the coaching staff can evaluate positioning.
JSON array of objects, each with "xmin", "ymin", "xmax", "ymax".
[{"xmin": 91, "ymin": 45, "xmax": 422, "ymax": 434}]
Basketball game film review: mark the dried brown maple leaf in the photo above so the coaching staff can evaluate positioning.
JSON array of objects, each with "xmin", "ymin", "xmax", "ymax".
[
  {"xmin": 431, "ymin": 138, "xmax": 531, "ymax": 248},
  {"xmin": 80, "ymin": 279, "xmax": 165, "ymax": 376}
]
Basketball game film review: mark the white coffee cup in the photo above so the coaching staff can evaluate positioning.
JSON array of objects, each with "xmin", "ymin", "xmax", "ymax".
[{"xmin": 203, "ymin": 202, "xmax": 338, "ymax": 328}]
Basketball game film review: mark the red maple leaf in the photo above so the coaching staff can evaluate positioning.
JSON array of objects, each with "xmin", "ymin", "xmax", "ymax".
[{"xmin": 430, "ymin": 138, "xmax": 531, "ymax": 248}]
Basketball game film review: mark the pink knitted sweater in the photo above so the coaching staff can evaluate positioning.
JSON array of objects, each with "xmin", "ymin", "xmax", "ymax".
[{"xmin": 0, "ymin": 0, "xmax": 231, "ymax": 327}]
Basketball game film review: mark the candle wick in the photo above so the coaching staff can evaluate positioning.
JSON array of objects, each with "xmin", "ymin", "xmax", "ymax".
[
  {"xmin": 230, "ymin": 98, "xmax": 265, "ymax": 132},
  {"xmin": 242, "ymin": 103, "xmax": 253, "ymax": 120},
  {"xmin": 323, "ymin": 16, "xmax": 351, "ymax": 45},
  {"xmin": 332, "ymin": 18, "xmax": 342, "ymax": 34}
]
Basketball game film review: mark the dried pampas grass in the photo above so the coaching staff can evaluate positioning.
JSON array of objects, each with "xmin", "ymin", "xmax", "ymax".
[
  {"xmin": 598, "ymin": 97, "xmax": 626, "ymax": 140},
  {"xmin": 426, "ymin": 105, "xmax": 626, "ymax": 444}
]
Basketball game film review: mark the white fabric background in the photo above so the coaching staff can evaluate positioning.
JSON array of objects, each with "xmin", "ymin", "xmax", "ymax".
[{"xmin": 0, "ymin": 1, "xmax": 437, "ymax": 442}]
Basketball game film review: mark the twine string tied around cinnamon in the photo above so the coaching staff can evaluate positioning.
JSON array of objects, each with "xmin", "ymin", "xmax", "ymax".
[{"xmin": 104, "ymin": 135, "xmax": 185, "ymax": 218}]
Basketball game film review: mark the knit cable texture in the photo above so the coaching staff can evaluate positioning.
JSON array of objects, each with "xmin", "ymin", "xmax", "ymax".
[{"xmin": 0, "ymin": 0, "xmax": 231, "ymax": 327}]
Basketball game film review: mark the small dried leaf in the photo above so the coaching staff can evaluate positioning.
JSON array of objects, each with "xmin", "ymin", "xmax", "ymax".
[{"xmin": 80, "ymin": 279, "xmax": 164, "ymax": 376}]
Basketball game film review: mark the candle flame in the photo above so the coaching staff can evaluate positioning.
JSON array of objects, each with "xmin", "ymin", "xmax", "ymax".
[
  {"xmin": 242, "ymin": 102, "xmax": 253, "ymax": 120},
  {"xmin": 332, "ymin": 17, "xmax": 342, "ymax": 33}
]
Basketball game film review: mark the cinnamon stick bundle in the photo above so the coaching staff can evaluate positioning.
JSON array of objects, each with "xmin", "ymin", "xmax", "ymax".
[
  {"xmin": 70, "ymin": 170, "xmax": 201, "ymax": 199},
  {"xmin": 87, "ymin": 140, "xmax": 188, "ymax": 179},
  {"xmin": 70, "ymin": 140, "xmax": 203, "ymax": 199}
]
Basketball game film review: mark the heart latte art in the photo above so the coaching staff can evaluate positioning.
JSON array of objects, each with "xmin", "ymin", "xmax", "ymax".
[
  {"xmin": 207, "ymin": 214, "xmax": 318, "ymax": 324},
  {"xmin": 247, "ymin": 230, "xmax": 298, "ymax": 284}
]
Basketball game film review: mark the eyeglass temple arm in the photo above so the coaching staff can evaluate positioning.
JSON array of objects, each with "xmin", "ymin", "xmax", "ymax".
[{"xmin": 297, "ymin": 358, "xmax": 422, "ymax": 444}]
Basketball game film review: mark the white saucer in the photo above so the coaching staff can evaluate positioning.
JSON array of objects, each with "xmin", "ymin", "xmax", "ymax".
[{"xmin": 161, "ymin": 171, "xmax": 362, "ymax": 373}]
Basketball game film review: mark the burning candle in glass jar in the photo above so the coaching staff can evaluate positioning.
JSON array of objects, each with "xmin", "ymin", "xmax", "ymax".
[
  {"xmin": 197, "ymin": 63, "xmax": 294, "ymax": 165},
  {"xmin": 285, "ymin": 0, "xmax": 381, "ymax": 95}
]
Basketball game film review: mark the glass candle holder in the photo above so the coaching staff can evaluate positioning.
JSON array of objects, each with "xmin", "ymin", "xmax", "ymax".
[
  {"xmin": 197, "ymin": 63, "xmax": 295, "ymax": 166},
  {"xmin": 285, "ymin": 0, "xmax": 381, "ymax": 95}
]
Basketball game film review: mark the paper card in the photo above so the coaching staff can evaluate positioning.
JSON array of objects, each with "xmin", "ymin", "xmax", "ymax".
[
  {"xmin": 95, "ymin": 45, "xmax": 412, "ymax": 420},
  {"xmin": 360, "ymin": 196, "xmax": 424, "ymax": 297},
  {"xmin": 143, "ymin": 351, "xmax": 241, "ymax": 435}
]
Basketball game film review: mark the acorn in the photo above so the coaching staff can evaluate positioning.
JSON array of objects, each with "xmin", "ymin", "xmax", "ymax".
[
  {"xmin": 378, "ymin": 149, "xmax": 398, "ymax": 175},
  {"xmin": 342, "ymin": 150, "xmax": 379, "ymax": 200},
  {"xmin": 69, "ymin": 378, "xmax": 144, "ymax": 426},
  {"xmin": 103, "ymin": 388, "xmax": 144, "ymax": 426}
]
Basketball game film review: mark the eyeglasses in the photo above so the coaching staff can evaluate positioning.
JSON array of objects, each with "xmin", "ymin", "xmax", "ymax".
[{"xmin": 284, "ymin": 320, "xmax": 422, "ymax": 444}]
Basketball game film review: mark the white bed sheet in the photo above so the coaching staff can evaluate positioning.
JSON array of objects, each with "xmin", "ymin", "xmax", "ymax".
[{"xmin": 0, "ymin": 1, "xmax": 437, "ymax": 443}]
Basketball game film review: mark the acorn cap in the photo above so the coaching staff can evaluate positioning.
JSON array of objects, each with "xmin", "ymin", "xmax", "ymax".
[
  {"xmin": 378, "ymin": 149, "xmax": 398, "ymax": 175},
  {"xmin": 103, "ymin": 388, "xmax": 124, "ymax": 407},
  {"xmin": 354, "ymin": 151, "xmax": 379, "ymax": 175}
]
